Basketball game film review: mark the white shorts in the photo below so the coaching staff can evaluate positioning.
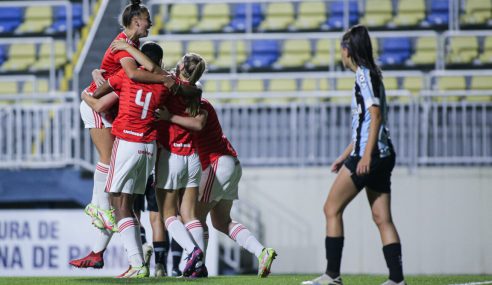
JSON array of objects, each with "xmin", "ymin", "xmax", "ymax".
[
  {"xmin": 199, "ymin": 155, "xmax": 242, "ymax": 203},
  {"xmin": 105, "ymin": 138, "xmax": 157, "ymax": 195},
  {"xmin": 79, "ymin": 89, "xmax": 113, "ymax": 128},
  {"xmin": 155, "ymin": 148, "xmax": 201, "ymax": 190}
]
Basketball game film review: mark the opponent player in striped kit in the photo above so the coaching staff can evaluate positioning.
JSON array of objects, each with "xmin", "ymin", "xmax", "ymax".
[
  {"xmin": 156, "ymin": 98, "xmax": 278, "ymax": 278},
  {"xmin": 80, "ymin": 0, "xmax": 168, "ymax": 236}
]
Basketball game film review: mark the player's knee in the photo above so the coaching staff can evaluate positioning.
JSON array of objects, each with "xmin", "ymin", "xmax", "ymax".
[
  {"xmin": 323, "ymin": 202, "xmax": 339, "ymax": 220},
  {"xmin": 372, "ymin": 211, "xmax": 392, "ymax": 227}
]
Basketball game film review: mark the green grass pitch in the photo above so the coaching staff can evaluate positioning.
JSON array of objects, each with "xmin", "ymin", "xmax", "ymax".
[{"xmin": 1, "ymin": 275, "xmax": 492, "ymax": 285}]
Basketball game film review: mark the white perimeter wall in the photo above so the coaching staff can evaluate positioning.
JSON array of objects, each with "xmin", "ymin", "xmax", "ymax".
[{"xmin": 238, "ymin": 166, "xmax": 492, "ymax": 275}]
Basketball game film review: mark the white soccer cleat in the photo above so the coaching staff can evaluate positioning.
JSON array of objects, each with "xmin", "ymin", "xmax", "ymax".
[
  {"xmin": 143, "ymin": 243, "xmax": 153, "ymax": 266},
  {"xmin": 381, "ymin": 280, "xmax": 407, "ymax": 285},
  {"xmin": 84, "ymin": 203, "xmax": 104, "ymax": 229},
  {"xmin": 115, "ymin": 264, "xmax": 149, "ymax": 278},
  {"xmin": 302, "ymin": 274, "xmax": 343, "ymax": 285}
]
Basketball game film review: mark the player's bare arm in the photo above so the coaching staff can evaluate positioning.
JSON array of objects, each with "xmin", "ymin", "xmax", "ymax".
[
  {"xmin": 83, "ymin": 81, "xmax": 118, "ymax": 113},
  {"xmin": 356, "ymin": 105, "xmax": 381, "ymax": 176},
  {"xmin": 120, "ymin": 57, "xmax": 168, "ymax": 83},
  {"xmin": 331, "ymin": 142, "xmax": 354, "ymax": 173},
  {"xmin": 92, "ymin": 69, "xmax": 106, "ymax": 87},
  {"xmin": 155, "ymin": 107, "xmax": 208, "ymax": 132},
  {"xmin": 111, "ymin": 39, "xmax": 169, "ymax": 76}
]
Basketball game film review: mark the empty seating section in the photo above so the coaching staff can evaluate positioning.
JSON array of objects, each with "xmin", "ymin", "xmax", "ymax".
[
  {"xmin": 0, "ymin": 7, "xmax": 23, "ymax": 34},
  {"xmin": 379, "ymin": 38, "xmax": 412, "ymax": 66},
  {"xmin": 391, "ymin": 0, "xmax": 425, "ymax": 27},
  {"xmin": 291, "ymin": 2, "xmax": 326, "ymax": 31},
  {"xmin": 274, "ymin": 39, "xmax": 311, "ymax": 69},
  {"xmin": 478, "ymin": 37, "xmax": 492, "ymax": 64},
  {"xmin": 409, "ymin": 37, "xmax": 436, "ymax": 66},
  {"xmin": 225, "ymin": 3, "xmax": 262, "ymax": 32},
  {"xmin": 446, "ymin": 36, "xmax": 479, "ymax": 64},
  {"xmin": 186, "ymin": 41, "xmax": 215, "ymax": 66},
  {"xmin": 324, "ymin": 1, "xmax": 359, "ymax": 30},
  {"xmin": 425, "ymin": 0, "xmax": 449, "ymax": 26},
  {"xmin": 1, "ymin": 43, "xmax": 36, "ymax": 72},
  {"xmin": 244, "ymin": 40, "xmax": 280, "ymax": 69},
  {"xmin": 211, "ymin": 41, "xmax": 247, "ymax": 70},
  {"xmin": 0, "ymin": 41, "xmax": 66, "ymax": 73},
  {"xmin": 461, "ymin": 0, "xmax": 492, "ymax": 25},
  {"xmin": 193, "ymin": 4, "xmax": 230, "ymax": 33},
  {"xmin": 360, "ymin": 0, "xmax": 393, "ymax": 27},
  {"xmin": 159, "ymin": 41, "xmax": 183, "ymax": 70},
  {"xmin": 259, "ymin": 3, "xmax": 295, "ymax": 31},
  {"xmin": 165, "ymin": 4, "xmax": 198, "ymax": 33}
]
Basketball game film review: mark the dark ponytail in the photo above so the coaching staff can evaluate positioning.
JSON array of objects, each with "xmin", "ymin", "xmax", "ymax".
[
  {"xmin": 121, "ymin": 0, "xmax": 148, "ymax": 28},
  {"xmin": 342, "ymin": 24, "xmax": 382, "ymax": 81}
]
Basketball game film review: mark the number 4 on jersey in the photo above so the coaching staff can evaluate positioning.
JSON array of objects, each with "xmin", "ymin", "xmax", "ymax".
[{"xmin": 135, "ymin": 89, "xmax": 153, "ymax": 119}]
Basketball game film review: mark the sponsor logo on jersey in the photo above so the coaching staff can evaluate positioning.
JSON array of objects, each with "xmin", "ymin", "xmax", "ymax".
[
  {"xmin": 123, "ymin": 129, "xmax": 143, "ymax": 137},
  {"xmin": 173, "ymin": 143, "xmax": 191, "ymax": 148}
]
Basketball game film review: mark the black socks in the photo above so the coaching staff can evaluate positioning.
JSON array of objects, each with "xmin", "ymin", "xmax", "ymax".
[
  {"xmin": 325, "ymin": 236, "xmax": 344, "ymax": 279},
  {"xmin": 383, "ymin": 243, "xmax": 404, "ymax": 283}
]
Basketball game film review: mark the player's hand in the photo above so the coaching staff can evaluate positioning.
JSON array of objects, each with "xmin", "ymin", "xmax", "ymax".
[
  {"xmin": 356, "ymin": 155, "xmax": 371, "ymax": 176},
  {"xmin": 330, "ymin": 157, "xmax": 345, "ymax": 173},
  {"xmin": 162, "ymin": 74, "xmax": 176, "ymax": 88},
  {"xmin": 92, "ymin": 69, "xmax": 106, "ymax": 87},
  {"xmin": 110, "ymin": 39, "xmax": 130, "ymax": 53},
  {"xmin": 154, "ymin": 107, "xmax": 171, "ymax": 121}
]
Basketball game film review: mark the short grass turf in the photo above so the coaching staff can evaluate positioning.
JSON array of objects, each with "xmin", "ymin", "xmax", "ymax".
[{"xmin": 0, "ymin": 275, "xmax": 491, "ymax": 285}]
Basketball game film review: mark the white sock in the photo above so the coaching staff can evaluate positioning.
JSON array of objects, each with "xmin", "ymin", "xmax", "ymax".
[
  {"xmin": 165, "ymin": 216, "xmax": 196, "ymax": 254},
  {"xmin": 185, "ymin": 220, "xmax": 204, "ymax": 251},
  {"xmin": 92, "ymin": 228, "xmax": 113, "ymax": 253},
  {"xmin": 229, "ymin": 222, "xmax": 264, "ymax": 257},
  {"xmin": 118, "ymin": 217, "xmax": 143, "ymax": 267},
  {"xmin": 93, "ymin": 162, "xmax": 110, "ymax": 209}
]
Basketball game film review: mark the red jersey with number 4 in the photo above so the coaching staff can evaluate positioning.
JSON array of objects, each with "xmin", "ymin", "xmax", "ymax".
[
  {"xmin": 157, "ymin": 79, "xmax": 196, "ymax": 156},
  {"xmin": 108, "ymin": 69, "xmax": 168, "ymax": 143},
  {"xmin": 86, "ymin": 32, "xmax": 139, "ymax": 93},
  {"xmin": 194, "ymin": 99, "xmax": 237, "ymax": 169}
]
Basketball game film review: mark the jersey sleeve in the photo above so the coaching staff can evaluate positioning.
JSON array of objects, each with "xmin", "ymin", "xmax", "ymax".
[
  {"xmin": 113, "ymin": 50, "xmax": 135, "ymax": 64},
  {"xmin": 356, "ymin": 68, "xmax": 380, "ymax": 108},
  {"xmin": 107, "ymin": 69, "xmax": 125, "ymax": 96}
]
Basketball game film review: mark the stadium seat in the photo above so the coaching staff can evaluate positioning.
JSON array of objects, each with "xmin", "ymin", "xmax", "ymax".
[
  {"xmin": 478, "ymin": 36, "xmax": 492, "ymax": 64},
  {"xmin": 435, "ymin": 76, "xmax": 466, "ymax": 102},
  {"xmin": 274, "ymin": 39, "xmax": 312, "ymax": 69},
  {"xmin": 16, "ymin": 6, "xmax": 52, "ymax": 34},
  {"xmin": 0, "ymin": 7, "xmax": 23, "ymax": 34},
  {"xmin": 165, "ymin": 4, "xmax": 198, "ymax": 33},
  {"xmin": 1, "ymin": 43, "xmax": 36, "ymax": 72},
  {"xmin": 402, "ymin": 76, "xmax": 423, "ymax": 96},
  {"xmin": 0, "ymin": 45, "xmax": 7, "ymax": 66},
  {"xmin": 379, "ymin": 38, "xmax": 412, "ymax": 66},
  {"xmin": 150, "ymin": 5, "xmax": 165, "ymax": 35},
  {"xmin": 193, "ymin": 3, "xmax": 230, "ymax": 33},
  {"xmin": 31, "ymin": 41, "xmax": 67, "ymax": 71},
  {"xmin": 291, "ymin": 2, "xmax": 326, "ymax": 31},
  {"xmin": 390, "ymin": 0, "xmax": 425, "ymax": 27},
  {"xmin": 323, "ymin": 1, "xmax": 359, "ymax": 30},
  {"xmin": 186, "ymin": 41, "xmax": 215, "ymax": 66},
  {"xmin": 203, "ymin": 80, "xmax": 232, "ymax": 93},
  {"xmin": 461, "ymin": 0, "xmax": 492, "ymax": 25},
  {"xmin": 424, "ymin": 0, "xmax": 449, "ymax": 26},
  {"xmin": 332, "ymin": 77, "xmax": 354, "ymax": 103},
  {"xmin": 243, "ymin": 40, "xmax": 280, "ymax": 70},
  {"xmin": 307, "ymin": 39, "xmax": 340, "ymax": 68},
  {"xmin": 224, "ymin": 3, "xmax": 262, "ymax": 32},
  {"xmin": 446, "ymin": 36, "xmax": 479, "ymax": 64},
  {"xmin": 258, "ymin": 3, "xmax": 294, "ymax": 31},
  {"xmin": 265, "ymin": 79, "xmax": 297, "ymax": 103},
  {"xmin": 234, "ymin": 79, "xmax": 264, "ymax": 104},
  {"xmin": 211, "ymin": 41, "xmax": 247, "ymax": 70},
  {"xmin": 47, "ymin": 3, "xmax": 84, "ymax": 33},
  {"xmin": 409, "ymin": 37, "xmax": 437, "ymax": 66},
  {"xmin": 384, "ymin": 77, "xmax": 399, "ymax": 90},
  {"xmin": 359, "ymin": 0, "xmax": 393, "ymax": 27},
  {"xmin": 0, "ymin": 82, "xmax": 18, "ymax": 94},
  {"xmin": 160, "ymin": 41, "xmax": 183, "ymax": 70},
  {"xmin": 23, "ymin": 80, "xmax": 49, "ymax": 93},
  {"xmin": 301, "ymin": 78, "xmax": 331, "ymax": 91},
  {"xmin": 468, "ymin": 76, "xmax": 492, "ymax": 102}
]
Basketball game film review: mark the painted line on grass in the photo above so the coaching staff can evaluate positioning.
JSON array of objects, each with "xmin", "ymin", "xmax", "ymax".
[{"xmin": 449, "ymin": 281, "xmax": 492, "ymax": 285}]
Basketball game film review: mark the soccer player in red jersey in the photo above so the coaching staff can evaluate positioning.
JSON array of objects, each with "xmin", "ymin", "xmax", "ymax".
[
  {"xmin": 157, "ymin": 98, "xmax": 278, "ymax": 278},
  {"xmin": 75, "ymin": 42, "xmax": 168, "ymax": 278},
  {"xmin": 79, "ymin": 0, "xmax": 169, "ymax": 235}
]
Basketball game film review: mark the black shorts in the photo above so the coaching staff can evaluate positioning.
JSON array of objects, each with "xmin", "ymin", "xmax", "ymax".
[
  {"xmin": 134, "ymin": 174, "xmax": 159, "ymax": 212},
  {"xmin": 343, "ymin": 153, "xmax": 396, "ymax": 193}
]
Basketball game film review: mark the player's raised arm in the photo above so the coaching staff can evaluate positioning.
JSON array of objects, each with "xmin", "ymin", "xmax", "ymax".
[
  {"xmin": 111, "ymin": 39, "xmax": 168, "ymax": 76},
  {"xmin": 156, "ymin": 107, "xmax": 208, "ymax": 132},
  {"xmin": 82, "ymin": 84, "xmax": 118, "ymax": 113}
]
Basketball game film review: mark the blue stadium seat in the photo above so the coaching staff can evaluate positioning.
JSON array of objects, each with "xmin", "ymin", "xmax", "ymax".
[
  {"xmin": 0, "ymin": 7, "xmax": 23, "ymax": 34},
  {"xmin": 244, "ymin": 40, "xmax": 280, "ymax": 69},
  {"xmin": 225, "ymin": 3, "xmax": 263, "ymax": 32},
  {"xmin": 323, "ymin": 1, "xmax": 359, "ymax": 30},
  {"xmin": 379, "ymin": 38, "xmax": 412, "ymax": 65},
  {"xmin": 47, "ymin": 3, "xmax": 83, "ymax": 33},
  {"xmin": 0, "ymin": 45, "xmax": 6, "ymax": 66},
  {"xmin": 425, "ymin": 0, "xmax": 449, "ymax": 26}
]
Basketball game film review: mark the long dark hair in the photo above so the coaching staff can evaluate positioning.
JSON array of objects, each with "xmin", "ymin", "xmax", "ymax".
[
  {"xmin": 341, "ymin": 25, "xmax": 382, "ymax": 81},
  {"xmin": 121, "ymin": 0, "xmax": 148, "ymax": 28}
]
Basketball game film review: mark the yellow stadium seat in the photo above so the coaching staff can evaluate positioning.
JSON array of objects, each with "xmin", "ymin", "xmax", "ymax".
[
  {"xmin": 435, "ymin": 76, "xmax": 466, "ymax": 102},
  {"xmin": 264, "ymin": 79, "xmax": 297, "ymax": 103},
  {"xmin": 410, "ymin": 37, "xmax": 437, "ymax": 65},
  {"xmin": 461, "ymin": 0, "xmax": 492, "ymax": 25},
  {"xmin": 308, "ymin": 39, "xmax": 340, "ymax": 68},
  {"xmin": 291, "ymin": 2, "xmax": 326, "ymax": 31},
  {"xmin": 467, "ymin": 76, "xmax": 492, "ymax": 102},
  {"xmin": 259, "ymin": 3, "xmax": 295, "ymax": 31},
  {"xmin": 331, "ymin": 77, "xmax": 354, "ymax": 103},
  {"xmin": 15, "ymin": 6, "xmax": 52, "ymax": 34},
  {"xmin": 446, "ymin": 36, "xmax": 479, "ymax": 64},
  {"xmin": 1, "ymin": 44, "xmax": 36, "ymax": 72},
  {"xmin": 275, "ymin": 39, "xmax": 312, "ymax": 69},
  {"xmin": 150, "ymin": 5, "xmax": 165, "ymax": 35},
  {"xmin": 203, "ymin": 80, "xmax": 232, "ymax": 93},
  {"xmin": 166, "ymin": 4, "xmax": 198, "ymax": 33},
  {"xmin": 0, "ymin": 82, "xmax": 18, "ymax": 94},
  {"xmin": 301, "ymin": 78, "xmax": 331, "ymax": 91},
  {"xmin": 31, "ymin": 41, "xmax": 67, "ymax": 71},
  {"xmin": 478, "ymin": 36, "xmax": 492, "ymax": 64},
  {"xmin": 402, "ymin": 76, "xmax": 423, "ymax": 96},
  {"xmin": 193, "ymin": 4, "xmax": 230, "ymax": 32},
  {"xmin": 23, "ymin": 80, "xmax": 49, "ymax": 93},
  {"xmin": 384, "ymin": 77, "xmax": 398, "ymax": 90},
  {"xmin": 186, "ymin": 40, "xmax": 215, "ymax": 65},
  {"xmin": 211, "ymin": 41, "xmax": 247, "ymax": 70},
  {"xmin": 160, "ymin": 41, "xmax": 183, "ymax": 70},
  {"xmin": 391, "ymin": 0, "xmax": 425, "ymax": 26},
  {"xmin": 237, "ymin": 79, "xmax": 264, "ymax": 92},
  {"xmin": 360, "ymin": 0, "xmax": 393, "ymax": 27}
]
